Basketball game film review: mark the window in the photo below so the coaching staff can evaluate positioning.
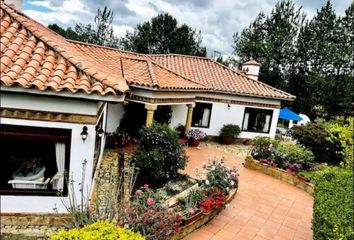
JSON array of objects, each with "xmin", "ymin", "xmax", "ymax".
[
  {"xmin": 192, "ymin": 102, "xmax": 212, "ymax": 128},
  {"xmin": 242, "ymin": 107, "xmax": 273, "ymax": 133},
  {"xmin": 0, "ymin": 124, "xmax": 71, "ymax": 196}
]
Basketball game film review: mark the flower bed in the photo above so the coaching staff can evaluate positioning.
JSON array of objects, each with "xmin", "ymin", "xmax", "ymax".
[
  {"xmin": 244, "ymin": 156, "xmax": 314, "ymax": 195},
  {"xmin": 172, "ymin": 187, "xmax": 238, "ymax": 240},
  {"xmin": 123, "ymin": 159, "xmax": 239, "ymax": 239}
]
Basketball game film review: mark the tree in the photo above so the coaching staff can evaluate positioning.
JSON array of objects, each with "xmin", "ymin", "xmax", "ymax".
[
  {"xmin": 121, "ymin": 13, "xmax": 206, "ymax": 56},
  {"xmin": 294, "ymin": 1, "xmax": 353, "ymax": 119},
  {"xmin": 233, "ymin": 0, "xmax": 305, "ymax": 89},
  {"xmin": 49, "ymin": 6, "xmax": 120, "ymax": 48},
  {"xmin": 233, "ymin": 0, "xmax": 353, "ymax": 119}
]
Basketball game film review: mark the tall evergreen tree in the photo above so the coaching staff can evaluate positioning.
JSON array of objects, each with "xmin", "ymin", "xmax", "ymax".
[
  {"xmin": 234, "ymin": 0, "xmax": 353, "ymax": 119},
  {"xmin": 121, "ymin": 13, "xmax": 206, "ymax": 56},
  {"xmin": 233, "ymin": 0, "xmax": 305, "ymax": 89}
]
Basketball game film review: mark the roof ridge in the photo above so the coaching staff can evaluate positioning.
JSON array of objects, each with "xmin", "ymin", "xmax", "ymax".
[
  {"xmin": 1, "ymin": 2, "xmax": 129, "ymax": 94},
  {"xmin": 68, "ymin": 39, "xmax": 147, "ymax": 58},
  {"xmin": 147, "ymin": 60, "xmax": 159, "ymax": 87},
  {"xmin": 149, "ymin": 53, "xmax": 212, "ymax": 60}
]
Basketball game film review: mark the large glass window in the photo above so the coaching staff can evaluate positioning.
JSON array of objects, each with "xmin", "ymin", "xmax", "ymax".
[
  {"xmin": 0, "ymin": 124, "xmax": 71, "ymax": 196},
  {"xmin": 192, "ymin": 102, "xmax": 212, "ymax": 128},
  {"xmin": 242, "ymin": 107, "xmax": 273, "ymax": 133}
]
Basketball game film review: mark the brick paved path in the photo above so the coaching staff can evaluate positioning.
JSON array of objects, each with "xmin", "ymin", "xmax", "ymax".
[{"xmin": 183, "ymin": 143, "xmax": 313, "ymax": 240}]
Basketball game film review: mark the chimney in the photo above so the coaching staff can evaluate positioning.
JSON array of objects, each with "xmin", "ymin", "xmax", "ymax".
[
  {"xmin": 4, "ymin": 0, "xmax": 23, "ymax": 11},
  {"xmin": 241, "ymin": 60, "xmax": 261, "ymax": 81}
]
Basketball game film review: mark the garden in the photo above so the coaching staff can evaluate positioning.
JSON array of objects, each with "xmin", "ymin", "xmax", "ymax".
[
  {"xmin": 247, "ymin": 117, "xmax": 353, "ymax": 240},
  {"xmin": 48, "ymin": 123, "xmax": 240, "ymax": 240}
]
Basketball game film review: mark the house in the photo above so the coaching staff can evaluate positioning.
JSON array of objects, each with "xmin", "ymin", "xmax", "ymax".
[{"xmin": 0, "ymin": 1, "xmax": 294, "ymax": 214}]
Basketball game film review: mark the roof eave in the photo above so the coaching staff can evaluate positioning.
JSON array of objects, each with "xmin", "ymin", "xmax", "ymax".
[{"xmin": 1, "ymin": 86, "xmax": 126, "ymax": 103}]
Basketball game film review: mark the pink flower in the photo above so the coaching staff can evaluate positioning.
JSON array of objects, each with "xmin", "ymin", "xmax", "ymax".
[
  {"xmin": 143, "ymin": 184, "xmax": 149, "ymax": 189},
  {"xmin": 167, "ymin": 208, "xmax": 174, "ymax": 213},
  {"xmin": 135, "ymin": 190, "xmax": 142, "ymax": 196},
  {"xmin": 188, "ymin": 208, "xmax": 195, "ymax": 215},
  {"xmin": 147, "ymin": 197, "xmax": 154, "ymax": 206}
]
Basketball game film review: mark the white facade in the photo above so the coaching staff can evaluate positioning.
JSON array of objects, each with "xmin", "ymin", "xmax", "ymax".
[
  {"xmin": 106, "ymin": 103, "xmax": 125, "ymax": 133},
  {"xmin": 170, "ymin": 94, "xmax": 281, "ymax": 139},
  {"xmin": 0, "ymin": 93, "xmax": 105, "ymax": 213}
]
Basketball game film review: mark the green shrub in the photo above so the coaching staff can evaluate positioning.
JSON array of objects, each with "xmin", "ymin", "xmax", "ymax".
[
  {"xmin": 251, "ymin": 137, "xmax": 278, "ymax": 160},
  {"xmin": 291, "ymin": 123, "xmax": 343, "ymax": 164},
  {"xmin": 204, "ymin": 160, "xmax": 239, "ymax": 194},
  {"xmin": 322, "ymin": 117, "xmax": 354, "ymax": 168},
  {"xmin": 50, "ymin": 221, "xmax": 145, "ymax": 240},
  {"xmin": 131, "ymin": 124, "xmax": 187, "ymax": 186},
  {"xmin": 274, "ymin": 142, "xmax": 314, "ymax": 170},
  {"xmin": 311, "ymin": 167, "xmax": 353, "ymax": 240},
  {"xmin": 219, "ymin": 124, "xmax": 241, "ymax": 137}
]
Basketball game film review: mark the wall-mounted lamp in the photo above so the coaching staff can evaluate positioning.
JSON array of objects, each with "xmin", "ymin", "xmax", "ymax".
[
  {"xmin": 80, "ymin": 126, "xmax": 88, "ymax": 142},
  {"xmin": 97, "ymin": 127, "xmax": 104, "ymax": 138},
  {"xmin": 227, "ymin": 104, "xmax": 231, "ymax": 110}
]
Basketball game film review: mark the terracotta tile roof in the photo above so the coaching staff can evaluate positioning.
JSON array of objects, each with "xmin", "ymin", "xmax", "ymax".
[
  {"xmin": 0, "ymin": 2, "xmax": 129, "ymax": 97},
  {"xmin": 1, "ymin": 2, "xmax": 294, "ymax": 101},
  {"xmin": 69, "ymin": 40, "xmax": 208, "ymax": 91},
  {"xmin": 149, "ymin": 54, "xmax": 295, "ymax": 100}
]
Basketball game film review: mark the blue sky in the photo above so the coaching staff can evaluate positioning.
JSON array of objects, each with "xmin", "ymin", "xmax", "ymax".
[{"xmin": 22, "ymin": 0, "xmax": 352, "ymax": 55}]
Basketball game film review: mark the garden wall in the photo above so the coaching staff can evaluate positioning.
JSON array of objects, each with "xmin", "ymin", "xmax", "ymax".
[{"xmin": 244, "ymin": 156, "xmax": 314, "ymax": 195}]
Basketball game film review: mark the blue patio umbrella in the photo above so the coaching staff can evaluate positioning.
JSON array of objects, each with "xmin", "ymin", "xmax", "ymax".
[{"xmin": 279, "ymin": 108, "xmax": 303, "ymax": 121}]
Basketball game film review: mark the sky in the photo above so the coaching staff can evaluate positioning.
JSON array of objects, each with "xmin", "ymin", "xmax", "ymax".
[{"xmin": 22, "ymin": 0, "xmax": 352, "ymax": 55}]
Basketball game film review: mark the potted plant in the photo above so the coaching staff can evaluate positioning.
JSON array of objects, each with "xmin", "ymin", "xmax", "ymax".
[
  {"xmin": 219, "ymin": 124, "xmax": 241, "ymax": 145},
  {"xmin": 175, "ymin": 124, "xmax": 186, "ymax": 139},
  {"xmin": 199, "ymin": 188, "xmax": 227, "ymax": 214},
  {"xmin": 186, "ymin": 129, "xmax": 207, "ymax": 147},
  {"xmin": 177, "ymin": 188, "xmax": 205, "ymax": 224},
  {"xmin": 178, "ymin": 208, "xmax": 203, "ymax": 226}
]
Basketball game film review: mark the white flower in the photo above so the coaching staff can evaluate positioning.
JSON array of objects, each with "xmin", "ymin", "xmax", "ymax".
[
  {"xmin": 230, "ymin": 180, "xmax": 235, "ymax": 186},
  {"xmin": 205, "ymin": 180, "xmax": 209, "ymax": 185}
]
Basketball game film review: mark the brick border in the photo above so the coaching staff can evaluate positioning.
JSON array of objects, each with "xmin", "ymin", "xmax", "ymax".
[{"xmin": 244, "ymin": 156, "xmax": 314, "ymax": 195}]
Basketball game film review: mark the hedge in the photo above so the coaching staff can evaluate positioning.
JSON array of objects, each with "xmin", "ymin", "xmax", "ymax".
[{"xmin": 312, "ymin": 167, "xmax": 353, "ymax": 240}]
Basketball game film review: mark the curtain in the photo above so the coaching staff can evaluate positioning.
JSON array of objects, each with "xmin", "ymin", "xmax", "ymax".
[
  {"xmin": 201, "ymin": 108, "xmax": 210, "ymax": 127},
  {"xmin": 242, "ymin": 113, "xmax": 249, "ymax": 130},
  {"xmin": 263, "ymin": 115, "xmax": 271, "ymax": 132},
  {"xmin": 54, "ymin": 142, "xmax": 65, "ymax": 190}
]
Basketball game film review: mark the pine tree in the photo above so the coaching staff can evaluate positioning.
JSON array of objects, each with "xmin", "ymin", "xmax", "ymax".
[{"xmin": 233, "ymin": 0, "xmax": 305, "ymax": 89}]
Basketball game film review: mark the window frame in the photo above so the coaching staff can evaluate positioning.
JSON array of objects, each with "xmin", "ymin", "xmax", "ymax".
[
  {"xmin": 191, "ymin": 102, "xmax": 213, "ymax": 128},
  {"xmin": 241, "ymin": 107, "xmax": 274, "ymax": 134},
  {"xmin": 0, "ymin": 124, "xmax": 71, "ymax": 196}
]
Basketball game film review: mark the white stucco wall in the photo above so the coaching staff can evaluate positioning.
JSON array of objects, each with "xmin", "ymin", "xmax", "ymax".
[
  {"xmin": 0, "ymin": 92, "xmax": 99, "ymax": 213},
  {"xmin": 106, "ymin": 103, "xmax": 125, "ymax": 133},
  {"xmin": 1, "ymin": 92, "xmax": 98, "ymax": 115},
  {"xmin": 170, "ymin": 99, "xmax": 280, "ymax": 139}
]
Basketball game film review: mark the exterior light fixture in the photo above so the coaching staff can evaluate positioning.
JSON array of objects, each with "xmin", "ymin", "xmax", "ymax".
[
  {"xmin": 97, "ymin": 127, "xmax": 104, "ymax": 138},
  {"xmin": 80, "ymin": 126, "xmax": 88, "ymax": 142},
  {"xmin": 227, "ymin": 104, "xmax": 231, "ymax": 110}
]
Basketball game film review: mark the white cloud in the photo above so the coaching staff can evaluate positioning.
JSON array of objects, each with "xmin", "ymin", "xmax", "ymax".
[{"xmin": 23, "ymin": 0, "xmax": 353, "ymax": 54}]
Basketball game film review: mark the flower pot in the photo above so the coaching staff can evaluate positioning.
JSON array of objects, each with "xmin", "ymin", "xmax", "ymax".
[
  {"xmin": 189, "ymin": 139, "xmax": 201, "ymax": 147},
  {"xmin": 182, "ymin": 210, "xmax": 203, "ymax": 226},
  {"xmin": 243, "ymin": 139, "xmax": 252, "ymax": 145},
  {"xmin": 287, "ymin": 167, "xmax": 296, "ymax": 175},
  {"xmin": 222, "ymin": 136, "xmax": 235, "ymax": 145},
  {"xmin": 296, "ymin": 175, "xmax": 310, "ymax": 183},
  {"xmin": 199, "ymin": 205, "xmax": 213, "ymax": 215}
]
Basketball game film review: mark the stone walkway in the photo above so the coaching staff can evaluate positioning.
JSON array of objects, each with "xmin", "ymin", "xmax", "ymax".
[{"xmin": 182, "ymin": 143, "xmax": 313, "ymax": 240}]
